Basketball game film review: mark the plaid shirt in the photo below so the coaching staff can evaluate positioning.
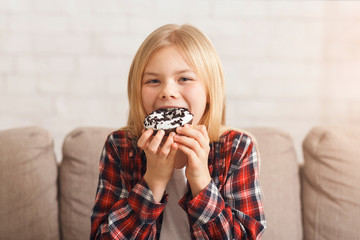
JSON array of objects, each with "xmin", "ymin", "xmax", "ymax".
[{"xmin": 91, "ymin": 129, "xmax": 266, "ymax": 240}]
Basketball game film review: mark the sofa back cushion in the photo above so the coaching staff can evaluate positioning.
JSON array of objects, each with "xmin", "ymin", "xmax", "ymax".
[
  {"xmin": 249, "ymin": 127, "xmax": 303, "ymax": 240},
  {"xmin": 60, "ymin": 127, "xmax": 302, "ymax": 240},
  {"xmin": 60, "ymin": 127, "xmax": 115, "ymax": 240},
  {"xmin": 302, "ymin": 126, "xmax": 360, "ymax": 240},
  {"xmin": 0, "ymin": 127, "xmax": 59, "ymax": 240}
]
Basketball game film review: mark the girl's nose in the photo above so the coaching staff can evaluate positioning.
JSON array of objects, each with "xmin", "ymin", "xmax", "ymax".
[{"xmin": 160, "ymin": 82, "xmax": 179, "ymax": 99}]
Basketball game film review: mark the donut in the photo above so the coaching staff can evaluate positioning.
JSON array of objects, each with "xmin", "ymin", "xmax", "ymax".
[{"xmin": 143, "ymin": 107, "xmax": 193, "ymax": 135}]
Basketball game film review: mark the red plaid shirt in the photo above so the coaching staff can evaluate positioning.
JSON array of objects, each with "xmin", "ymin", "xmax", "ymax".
[{"xmin": 91, "ymin": 129, "xmax": 266, "ymax": 239}]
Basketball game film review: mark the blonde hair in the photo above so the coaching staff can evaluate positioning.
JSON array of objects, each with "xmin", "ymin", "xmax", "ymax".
[{"xmin": 126, "ymin": 24, "xmax": 225, "ymax": 142}]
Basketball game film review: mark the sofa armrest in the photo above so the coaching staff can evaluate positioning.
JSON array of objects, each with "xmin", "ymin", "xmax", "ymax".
[{"xmin": 0, "ymin": 126, "xmax": 59, "ymax": 240}]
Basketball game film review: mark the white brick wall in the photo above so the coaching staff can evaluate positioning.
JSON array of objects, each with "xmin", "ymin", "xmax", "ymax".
[
  {"xmin": 1, "ymin": 0, "xmax": 360, "ymax": 162},
  {"xmin": 0, "ymin": 56, "xmax": 14, "ymax": 72},
  {"xmin": 16, "ymin": 56, "xmax": 76, "ymax": 74}
]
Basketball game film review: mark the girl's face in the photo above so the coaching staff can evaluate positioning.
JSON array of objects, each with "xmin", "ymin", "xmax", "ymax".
[{"xmin": 141, "ymin": 46, "xmax": 207, "ymax": 125}]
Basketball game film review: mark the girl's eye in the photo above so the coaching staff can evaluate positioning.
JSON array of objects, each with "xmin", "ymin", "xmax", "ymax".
[
  {"xmin": 179, "ymin": 77, "xmax": 191, "ymax": 82},
  {"xmin": 145, "ymin": 79, "xmax": 160, "ymax": 84}
]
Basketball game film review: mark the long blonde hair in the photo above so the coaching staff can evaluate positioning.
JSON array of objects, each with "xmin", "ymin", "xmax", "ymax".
[{"xmin": 126, "ymin": 24, "xmax": 225, "ymax": 142}]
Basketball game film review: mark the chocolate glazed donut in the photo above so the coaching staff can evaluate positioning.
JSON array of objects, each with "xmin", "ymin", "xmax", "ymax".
[{"xmin": 144, "ymin": 108, "xmax": 193, "ymax": 135}]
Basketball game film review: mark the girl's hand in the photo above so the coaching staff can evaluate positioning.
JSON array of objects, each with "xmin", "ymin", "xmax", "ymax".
[
  {"xmin": 174, "ymin": 124, "xmax": 211, "ymax": 197},
  {"xmin": 137, "ymin": 129, "xmax": 178, "ymax": 202}
]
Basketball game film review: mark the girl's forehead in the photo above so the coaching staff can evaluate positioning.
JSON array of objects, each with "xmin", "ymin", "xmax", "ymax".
[{"xmin": 144, "ymin": 46, "xmax": 195, "ymax": 72}]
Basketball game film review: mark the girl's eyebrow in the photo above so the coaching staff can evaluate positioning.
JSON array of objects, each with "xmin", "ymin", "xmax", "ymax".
[
  {"xmin": 143, "ymin": 69, "xmax": 195, "ymax": 76},
  {"xmin": 143, "ymin": 71, "xmax": 159, "ymax": 76},
  {"xmin": 175, "ymin": 69, "xmax": 195, "ymax": 74}
]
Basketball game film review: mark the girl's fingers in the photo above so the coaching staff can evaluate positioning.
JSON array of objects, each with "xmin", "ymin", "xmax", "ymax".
[
  {"xmin": 138, "ymin": 128, "xmax": 153, "ymax": 148},
  {"xmin": 194, "ymin": 125, "xmax": 210, "ymax": 143},
  {"xmin": 177, "ymin": 144, "xmax": 197, "ymax": 161},
  {"xmin": 174, "ymin": 134, "xmax": 201, "ymax": 152},
  {"xmin": 147, "ymin": 130, "xmax": 165, "ymax": 152},
  {"xmin": 167, "ymin": 142, "xmax": 179, "ymax": 161},
  {"xmin": 173, "ymin": 136, "xmax": 207, "ymax": 163},
  {"xmin": 159, "ymin": 132, "xmax": 175, "ymax": 156},
  {"xmin": 176, "ymin": 125, "xmax": 209, "ymax": 149}
]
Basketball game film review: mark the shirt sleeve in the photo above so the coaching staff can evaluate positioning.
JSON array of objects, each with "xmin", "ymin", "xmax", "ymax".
[
  {"xmin": 90, "ymin": 133, "xmax": 167, "ymax": 240},
  {"xmin": 179, "ymin": 133, "xmax": 266, "ymax": 239}
]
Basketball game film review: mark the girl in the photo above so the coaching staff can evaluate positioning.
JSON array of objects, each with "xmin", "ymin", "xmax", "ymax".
[{"xmin": 91, "ymin": 24, "xmax": 266, "ymax": 239}]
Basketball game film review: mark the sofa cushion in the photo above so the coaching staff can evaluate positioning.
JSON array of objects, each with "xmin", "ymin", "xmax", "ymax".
[
  {"xmin": 249, "ymin": 127, "xmax": 302, "ymax": 240},
  {"xmin": 0, "ymin": 126, "xmax": 59, "ymax": 240},
  {"xmin": 60, "ymin": 127, "xmax": 302, "ymax": 239},
  {"xmin": 60, "ymin": 127, "xmax": 115, "ymax": 240},
  {"xmin": 302, "ymin": 126, "xmax": 360, "ymax": 240}
]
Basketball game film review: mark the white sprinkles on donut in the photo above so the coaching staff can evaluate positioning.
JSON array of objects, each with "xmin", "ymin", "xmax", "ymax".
[{"xmin": 144, "ymin": 107, "xmax": 193, "ymax": 133}]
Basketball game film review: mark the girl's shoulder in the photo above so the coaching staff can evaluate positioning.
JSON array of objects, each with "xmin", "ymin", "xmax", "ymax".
[
  {"xmin": 219, "ymin": 125, "xmax": 257, "ymax": 145},
  {"xmin": 106, "ymin": 127, "xmax": 138, "ymax": 149},
  {"xmin": 218, "ymin": 126, "xmax": 260, "ymax": 170},
  {"xmin": 109, "ymin": 126, "xmax": 136, "ymax": 138}
]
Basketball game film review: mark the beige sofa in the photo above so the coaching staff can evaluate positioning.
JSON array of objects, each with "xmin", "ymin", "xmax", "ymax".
[{"xmin": 0, "ymin": 126, "xmax": 359, "ymax": 240}]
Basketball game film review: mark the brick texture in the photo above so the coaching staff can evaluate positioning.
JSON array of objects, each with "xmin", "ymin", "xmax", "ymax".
[{"xmin": 1, "ymin": 0, "xmax": 360, "ymax": 163}]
